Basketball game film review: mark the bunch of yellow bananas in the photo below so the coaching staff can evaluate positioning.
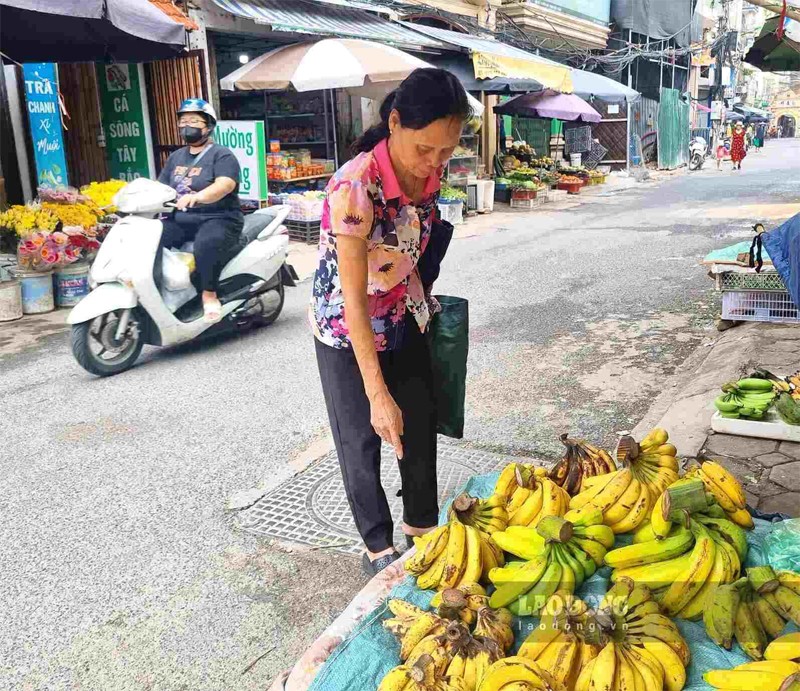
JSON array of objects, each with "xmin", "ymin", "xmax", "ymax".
[
  {"xmin": 569, "ymin": 428, "xmax": 680, "ymax": 534},
  {"xmin": 685, "ymin": 460, "xmax": 754, "ymax": 529},
  {"xmin": 517, "ymin": 591, "xmax": 601, "ymax": 688},
  {"xmin": 474, "ymin": 657, "xmax": 566, "ymax": 691},
  {"xmin": 430, "ymin": 583, "xmax": 489, "ymax": 627},
  {"xmin": 704, "ymin": 660, "xmax": 800, "ymax": 691},
  {"xmin": 488, "ymin": 510, "xmax": 613, "ymax": 614},
  {"xmin": 378, "ymin": 652, "xmax": 471, "ymax": 691},
  {"xmin": 587, "ymin": 577, "xmax": 691, "ymax": 691},
  {"xmin": 405, "ymin": 521, "xmax": 505, "ymax": 591},
  {"xmin": 548, "ymin": 433, "xmax": 617, "ymax": 496},
  {"xmin": 705, "ymin": 566, "xmax": 800, "ymax": 660},
  {"xmin": 606, "ymin": 516, "xmax": 744, "ymax": 618},
  {"xmin": 449, "ymin": 494, "xmax": 509, "ymax": 535},
  {"xmin": 381, "ymin": 592, "xmax": 512, "ymax": 691},
  {"xmin": 494, "ymin": 463, "xmax": 570, "ymax": 529}
]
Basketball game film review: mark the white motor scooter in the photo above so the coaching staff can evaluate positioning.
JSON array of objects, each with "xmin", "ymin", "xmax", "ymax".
[
  {"xmin": 68, "ymin": 178, "xmax": 298, "ymax": 376},
  {"xmin": 689, "ymin": 136, "xmax": 708, "ymax": 171}
]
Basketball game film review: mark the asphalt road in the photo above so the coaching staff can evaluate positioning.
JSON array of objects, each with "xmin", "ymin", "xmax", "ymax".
[{"xmin": 2, "ymin": 139, "xmax": 799, "ymax": 690}]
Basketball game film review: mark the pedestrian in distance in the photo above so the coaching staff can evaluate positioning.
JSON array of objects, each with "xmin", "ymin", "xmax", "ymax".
[
  {"xmin": 715, "ymin": 132, "xmax": 726, "ymax": 171},
  {"xmin": 158, "ymin": 98, "xmax": 244, "ymax": 322},
  {"xmin": 310, "ymin": 68, "xmax": 472, "ymax": 575},
  {"xmin": 730, "ymin": 122, "xmax": 747, "ymax": 171}
]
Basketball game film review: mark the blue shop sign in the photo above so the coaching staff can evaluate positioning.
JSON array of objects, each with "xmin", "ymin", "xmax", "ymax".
[{"xmin": 22, "ymin": 62, "xmax": 69, "ymax": 188}]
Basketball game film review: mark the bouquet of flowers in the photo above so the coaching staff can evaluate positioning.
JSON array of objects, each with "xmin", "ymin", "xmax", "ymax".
[
  {"xmin": 81, "ymin": 179, "xmax": 127, "ymax": 213},
  {"xmin": 16, "ymin": 226, "xmax": 100, "ymax": 271},
  {"xmin": 0, "ymin": 203, "xmax": 59, "ymax": 253}
]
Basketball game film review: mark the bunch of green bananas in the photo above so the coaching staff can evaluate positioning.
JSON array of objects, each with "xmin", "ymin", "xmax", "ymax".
[
  {"xmin": 474, "ymin": 657, "xmax": 566, "ymax": 691},
  {"xmin": 704, "ymin": 659, "xmax": 800, "ymax": 691},
  {"xmin": 581, "ymin": 577, "xmax": 691, "ymax": 691},
  {"xmin": 704, "ymin": 566, "xmax": 800, "ymax": 660},
  {"xmin": 487, "ymin": 510, "xmax": 613, "ymax": 614},
  {"xmin": 714, "ymin": 377, "xmax": 777, "ymax": 419},
  {"xmin": 381, "ymin": 596, "xmax": 511, "ymax": 691},
  {"xmin": 569, "ymin": 428, "xmax": 680, "ymax": 535},
  {"xmin": 516, "ymin": 591, "xmax": 601, "ymax": 688},
  {"xmin": 547, "ymin": 433, "xmax": 617, "ymax": 496},
  {"xmin": 405, "ymin": 521, "xmax": 504, "ymax": 591},
  {"xmin": 776, "ymin": 392, "xmax": 800, "ymax": 425},
  {"xmin": 685, "ymin": 460, "xmax": 754, "ymax": 529}
]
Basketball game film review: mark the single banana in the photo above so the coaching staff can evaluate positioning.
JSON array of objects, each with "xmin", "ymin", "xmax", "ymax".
[
  {"xmin": 735, "ymin": 595, "xmax": 768, "ymax": 660},
  {"xmin": 609, "ymin": 481, "xmax": 651, "ymax": 534},
  {"xmin": 604, "ymin": 476, "xmax": 642, "ymax": 526},
  {"xmin": 378, "ymin": 665, "xmax": 411, "ymax": 691},
  {"xmin": 614, "ymin": 646, "xmax": 637, "ymax": 691},
  {"xmin": 573, "ymin": 522, "xmax": 616, "ymax": 548},
  {"xmin": 765, "ymin": 632, "xmax": 800, "ymax": 661},
  {"xmin": 590, "ymin": 469, "xmax": 635, "ymax": 514},
  {"xmin": 778, "ymin": 570, "xmax": 800, "ymax": 596},
  {"xmin": 457, "ymin": 525, "xmax": 483, "ymax": 588},
  {"xmin": 702, "ymin": 460, "xmax": 747, "ymax": 509},
  {"xmin": 400, "ymin": 612, "xmax": 441, "ymax": 660},
  {"xmin": 569, "ymin": 469, "xmax": 626, "ymax": 511},
  {"xmin": 518, "ymin": 613, "xmax": 563, "ymax": 660},
  {"xmin": 507, "ymin": 485, "xmax": 534, "ymax": 517},
  {"xmin": 728, "ymin": 506, "xmax": 755, "ymax": 530},
  {"xmin": 676, "ymin": 537, "xmax": 729, "ymax": 621},
  {"xmin": 517, "ymin": 558, "xmax": 562, "ymax": 616},
  {"xmin": 638, "ymin": 638, "xmax": 687, "ymax": 691},
  {"xmin": 488, "ymin": 549, "xmax": 551, "ymax": 609},
  {"xmin": 441, "ymin": 521, "xmax": 467, "ymax": 589},
  {"xmin": 604, "ymin": 526, "xmax": 693, "ymax": 570},
  {"xmin": 660, "ymin": 521, "xmax": 717, "ymax": 616},
  {"xmin": 704, "ymin": 667, "xmax": 800, "ymax": 691},
  {"xmin": 417, "ymin": 547, "xmax": 449, "ymax": 590},
  {"xmin": 477, "ymin": 657, "xmax": 553, "ymax": 691},
  {"xmin": 589, "ymin": 639, "xmax": 616, "ymax": 691},
  {"xmin": 774, "ymin": 585, "xmax": 800, "ymax": 626},
  {"xmin": 508, "ymin": 487, "xmax": 546, "ymax": 527},
  {"xmin": 752, "ymin": 593, "xmax": 789, "ymax": 639},
  {"xmin": 573, "ymin": 536, "xmax": 607, "ymax": 567},
  {"xmin": 575, "ymin": 657, "xmax": 597, "ymax": 691}
]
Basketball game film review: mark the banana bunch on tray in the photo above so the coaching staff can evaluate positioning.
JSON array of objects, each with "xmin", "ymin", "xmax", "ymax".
[
  {"xmin": 587, "ymin": 577, "xmax": 691, "ymax": 691},
  {"xmin": 494, "ymin": 463, "xmax": 570, "ymax": 529},
  {"xmin": 705, "ymin": 566, "xmax": 800, "ymax": 661},
  {"xmin": 381, "ymin": 592, "xmax": 512, "ymax": 691},
  {"xmin": 487, "ymin": 510, "xmax": 614, "ymax": 614},
  {"xmin": 405, "ymin": 520, "xmax": 505, "ymax": 591},
  {"xmin": 547, "ymin": 433, "xmax": 616, "ymax": 496},
  {"xmin": 569, "ymin": 428, "xmax": 680, "ymax": 534},
  {"xmin": 685, "ymin": 459, "xmax": 754, "ymax": 529}
]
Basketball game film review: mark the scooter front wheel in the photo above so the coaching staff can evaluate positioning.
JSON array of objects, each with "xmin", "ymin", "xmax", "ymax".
[
  {"xmin": 71, "ymin": 308, "xmax": 144, "ymax": 377},
  {"xmin": 689, "ymin": 153, "xmax": 704, "ymax": 171}
]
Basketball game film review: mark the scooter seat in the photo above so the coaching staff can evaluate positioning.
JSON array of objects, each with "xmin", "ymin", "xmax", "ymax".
[{"xmin": 242, "ymin": 208, "xmax": 282, "ymax": 243}]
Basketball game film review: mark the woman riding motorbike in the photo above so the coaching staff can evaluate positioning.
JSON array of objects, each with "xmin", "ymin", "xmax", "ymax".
[{"xmin": 158, "ymin": 98, "xmax": 243, "ymax": 321}]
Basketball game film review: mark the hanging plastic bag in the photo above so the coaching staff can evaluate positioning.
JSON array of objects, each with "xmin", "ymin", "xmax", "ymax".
[
  {"xmin": 428, "ymin": 295, "xmax": 468, "ymax": 439},
  {"xmin": 763, "ymin": 518, "xmax": 800, "ymax": 571},
  {"xmin": 161, "ymin": 247, "xmax": 194, "ymax": 291}
]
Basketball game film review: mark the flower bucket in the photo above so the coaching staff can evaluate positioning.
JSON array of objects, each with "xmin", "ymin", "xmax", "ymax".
[
  {"xmin": 55, "ymin": 262, "xmax": 90, "ymax": 307},
  {"xmin": 10, "ymin": 267, "xmax": 54, "ymax": 314},
  {"xmin": 0, "ymin": 279, "xmax": 23, "ymax": 322}
]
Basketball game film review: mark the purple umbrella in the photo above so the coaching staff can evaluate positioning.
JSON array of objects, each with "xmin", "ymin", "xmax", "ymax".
[{"xmin": 494, "ymin": 91, "xmax": 602, "ymax": 122}]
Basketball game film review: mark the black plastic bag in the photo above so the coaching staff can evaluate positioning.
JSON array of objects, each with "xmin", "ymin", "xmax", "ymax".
[{"xmin": 429, "ymin": 295, "xmax": 468, "ymax": 439}]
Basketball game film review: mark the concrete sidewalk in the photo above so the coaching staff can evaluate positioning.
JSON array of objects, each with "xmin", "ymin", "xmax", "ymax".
[{"xmin": 633, "ymin": 321, "xmax": 800, "ymax": 517}]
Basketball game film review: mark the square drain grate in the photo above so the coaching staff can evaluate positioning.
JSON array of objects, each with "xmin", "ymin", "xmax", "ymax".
[{"xmin": 240, "ymin": 442, "xmax": 524, "ymax": 554}]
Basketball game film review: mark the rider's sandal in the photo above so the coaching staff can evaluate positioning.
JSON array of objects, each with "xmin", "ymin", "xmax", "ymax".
[{"xmin": 203, "ymin": 299, "xmax": 222, "ymax": 323}]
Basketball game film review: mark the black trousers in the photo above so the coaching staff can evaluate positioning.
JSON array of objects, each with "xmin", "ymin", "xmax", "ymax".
[
  {"xmin": 161, "ymin": 211, "xmax": 243, "ymax": 292},
  {"xmin": 315, "ymin": 316, "xmax": 439, "ymax": 552}
]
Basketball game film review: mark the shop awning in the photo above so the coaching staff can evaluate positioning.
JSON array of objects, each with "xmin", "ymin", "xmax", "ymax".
[
  {"xmin": 0, "ymin": 0, "xmax": 187, "ymax": 62},
  {"xmin": 399, "ymin": 22, "xmax": 573, "ymax": 93},
  {"xmin": 745, "ymin": 16, "xmax": 800, "ymax": 73},
  {"xmin": 427, "ymin": 54, "xmax": 545, "ymax": 94},
  {"xmin": 211, "ymin": 0, "xmax": 446, "ymax": 50}
]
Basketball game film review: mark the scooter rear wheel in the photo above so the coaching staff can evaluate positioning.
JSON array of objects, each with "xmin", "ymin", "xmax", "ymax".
[
  {"xmin": 71, "ymin": 308, "xmax": 144, "ymax": 377},
  {"xmin": 255, "ymin": 282, "xmax": 284, "ymax": 327}
]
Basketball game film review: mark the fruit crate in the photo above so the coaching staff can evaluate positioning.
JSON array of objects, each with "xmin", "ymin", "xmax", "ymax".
[
  {"xmin": 548, "ymin": 189, "xmax": 569, "ymax": 203},
  {"xmin": 720, "ymin": 271, "xmax": 786, "ymax": 292},
  {"xmin": 511, "ymin": 189, "xmax": 537, "ymax": 200},
  {"xmin": 510, "ymin": 197, "xmax": 543, "ymax": 210},
  {"xmin": 286, "ymin": 218, "xmax": 321, "ymax": 245},
  {"xmin": 721, "ymin": 290, "xmax": 800, "ymax": 325},
  {"xmin": 557, "ymin": 182, "xmax": 582, "ymax": 195}
]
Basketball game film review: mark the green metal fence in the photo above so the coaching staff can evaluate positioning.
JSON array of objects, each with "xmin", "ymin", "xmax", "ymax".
[{"xmin": 657, "ymin": 87, "xmax": 690, "ymax": 169}]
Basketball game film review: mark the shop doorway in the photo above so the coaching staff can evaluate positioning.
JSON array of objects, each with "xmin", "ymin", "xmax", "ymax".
[
  {"xmin": 144, "ymin": 50, "xmax": 208, "ymax": 172},
  {"xmin": 59, "ymin": 63, "xmax": 110, "ymax": 187},
  {"xmin": 778, "ymin": 115, "xmax": 796, "ymax": 138}
]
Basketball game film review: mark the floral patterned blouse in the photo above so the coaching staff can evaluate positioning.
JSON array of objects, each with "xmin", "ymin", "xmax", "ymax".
[{"xmin": 310, "ymin": 138, "xmax": 441, "ymax": 351}]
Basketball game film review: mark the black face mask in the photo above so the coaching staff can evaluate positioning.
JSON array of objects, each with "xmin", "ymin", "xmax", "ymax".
[{"xmin": 180, "ymin": 126, "xmax": 207, "ymax": 145}]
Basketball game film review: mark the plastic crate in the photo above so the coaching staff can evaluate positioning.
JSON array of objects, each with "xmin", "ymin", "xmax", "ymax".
[
  {"xmin": 549, "ymin": 189, "xmax": 569, "ymax": 203},
  {"xmin": 721, "ymin": 290, "xmax": 800, "ymax": 324},
  {"xmin": 510, "ymin": 197, "xmax": 543, "ymax": 210},
  {"xmin": 286, "ymin": 219, "xmax": 321, "ymax": 245},
  {"xmin": 720, "ymin": 272, "xmax": 786, "ymax": 292},
  {"xmin": 557, "ymin": 182, "xmax": 582, "ymax": 195}
]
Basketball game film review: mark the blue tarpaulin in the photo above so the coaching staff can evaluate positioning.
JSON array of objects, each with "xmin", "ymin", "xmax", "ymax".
[
  {"xmin": 307, "ymin": 471, "xmax": 788, "ymax": 691},
  {"xmin": 762, "ymin": 213, "xmax": 800, "ymax": 310}
]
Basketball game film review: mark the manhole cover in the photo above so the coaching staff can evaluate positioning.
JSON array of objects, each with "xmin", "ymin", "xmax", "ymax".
[{"xmin": 241, "ymin": 441, "xmax": 525, "ymax": 554}]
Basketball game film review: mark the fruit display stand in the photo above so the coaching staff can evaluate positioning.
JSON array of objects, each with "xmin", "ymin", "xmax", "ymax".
[
  {"xmin": 711, "ymin": 410, "xmax": 800, "ymax": 442},
  {"xmin": 266, "ymin": 452, "xmax": 791, "ymax": 691}
]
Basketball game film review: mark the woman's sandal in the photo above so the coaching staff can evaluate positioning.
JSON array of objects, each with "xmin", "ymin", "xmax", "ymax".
[
  {"xmin": 203, "ymin": 298, "xmax": 222, "ymax": 323},
  {"xmin": 362, "ymin": 551, "xmax": 400, "ymax": 577}
]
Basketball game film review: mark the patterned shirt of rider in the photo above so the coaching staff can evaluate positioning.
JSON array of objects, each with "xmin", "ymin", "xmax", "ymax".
[{"xmin": 309, "ymin": 138, "xmax": 442, "ymax": 352}]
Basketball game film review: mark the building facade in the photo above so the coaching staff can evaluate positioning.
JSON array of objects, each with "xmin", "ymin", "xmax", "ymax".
[
  {"xmin": 770, "ymin": 88, "xmax": 800, "ymax": 137},
  {"xmin": 500, "ymin": 0, "xmax": 611, "ymax": 49}
]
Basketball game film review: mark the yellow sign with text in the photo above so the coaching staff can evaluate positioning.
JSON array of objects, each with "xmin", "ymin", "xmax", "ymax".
[{"xmin": 472, "ymin": 52, "xmax": 573, "ymax": 93}]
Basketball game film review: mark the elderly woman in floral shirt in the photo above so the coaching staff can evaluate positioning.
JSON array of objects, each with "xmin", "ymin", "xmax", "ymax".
[{"xmin": 310, "ymin": 68, "xmax": 472, "ymax": 575}]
